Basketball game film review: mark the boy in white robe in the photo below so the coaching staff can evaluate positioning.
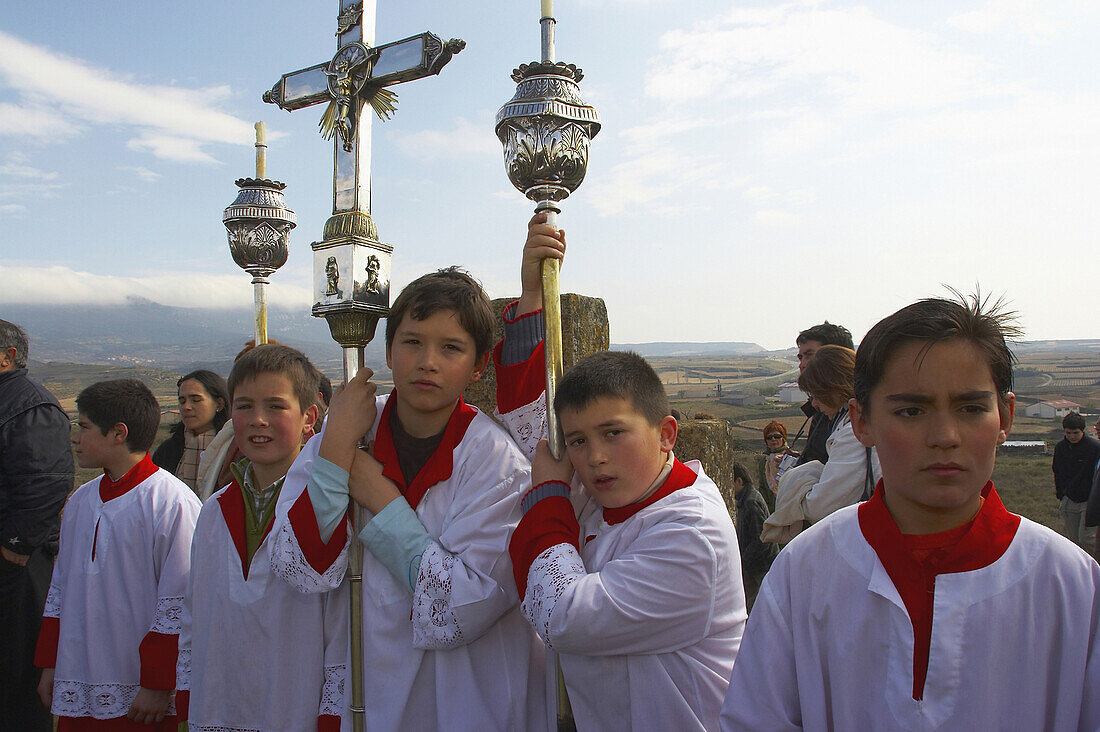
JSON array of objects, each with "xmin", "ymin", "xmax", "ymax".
[
  {"xmin": 176, "ymin": 344, "xmax": 350, "ymax": 732},
  {"xmin": 721, "ymin": 295, "xmax": 1100, "ymax": 731},
  {"xmin": 500, "ymin": 215, "xmax": 746, "ymax": 732},
  {"xmin": 34, "ymin": 379, "xmax": 201, "ymax": 730},
  {"xmin": 269, "ymin": 268, "xmax": 547, "ymax": 731}
]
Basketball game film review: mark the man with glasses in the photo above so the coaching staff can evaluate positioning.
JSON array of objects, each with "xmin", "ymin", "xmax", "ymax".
[{"xmin": 0, "ymin": 319, "xmax": 73, "ymax": 732}]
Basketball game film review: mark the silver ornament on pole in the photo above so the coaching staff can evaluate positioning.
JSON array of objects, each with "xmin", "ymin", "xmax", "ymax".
[{"xmin": 223, "ymin": 122, "xmax": 296, "ymax": 345}]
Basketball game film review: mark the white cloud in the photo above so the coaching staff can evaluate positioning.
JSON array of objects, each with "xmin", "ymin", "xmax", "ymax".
[
  {"xmin": 948, "ymin": 0, "xmax": 1097, "ymax": 44},
  {"xmin": 0, "ymin": 30, "xmax": 257, "ymax": 162},
  {"xmin": 390, "ymin": 116, "xmax": 498, "ymax": 161},
  {"xmin": 0, "ymin": 154, "xmax": 66, "ymax": 203},
  {"xmin": 0, "ymin": 203, "xmax": 26, "ymax": 216},
  {"xmin": 0, "ymin": 265, "xmax": 313, "ymax": 310},
  {"xmin": 117, "ymin": 165, "xmax": 160, "ymax": 183}
]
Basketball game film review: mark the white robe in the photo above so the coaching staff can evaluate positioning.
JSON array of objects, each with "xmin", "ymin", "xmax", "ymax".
[
  {"xmin": 42, "ymin": 467, "xmax": 201, "ymax": 719},
  {"xmin": 522, "ymin": 464, "xmax": 747, "ymax": 732},
  {"xmin": 721, "ymin": 505, "xmax": 1100, "ymax": 731},
  {"xmin": 178, "ymin": 483, "xmax": 348, "ymax": 732},
  {"xmin": 269, "ymin": 394, "xmax": 547, "ymax": 732}
]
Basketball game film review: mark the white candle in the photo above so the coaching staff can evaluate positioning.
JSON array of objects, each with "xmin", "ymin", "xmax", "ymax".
[{"xmin": 541, "ymin": 0, "xmax": 553, "ymax": 19}]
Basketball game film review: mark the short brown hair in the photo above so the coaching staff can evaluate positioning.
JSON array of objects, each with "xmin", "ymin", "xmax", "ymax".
[
  {"xmin": 384, "ymin": 267, "xmax": 493, "ymax": 359},
  {"xmin": 228, "ymin": 344, "xmax": 320, "ymax": 412},
  {"xmin": 854, "ymin": 292, "xmax": 1019, "ymax": 412},
  {"xmin": 76, "ymin": 379, "xmax": 161, "ymax": 453},
  {"xmin": 762, "ymin": 420, "xmax": 787, "ymax": 441},
  {"xmin": 555, "ymin": 350, "xmax": 669, "ymax": 427},
  {"xmin": 798, "ymin": 345, "xmax": 856, "ymax": 411}
]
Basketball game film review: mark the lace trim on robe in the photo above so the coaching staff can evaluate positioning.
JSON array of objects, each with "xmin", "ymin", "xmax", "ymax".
[
  {"xmin": 51, "ymin": 679, "xmax": 177, "ymax": 719},
  {"xmin": 175, "ymin": 648, "xmax": 191, "ymax": 690},
  {"xmin": 320, "ymin": 663, "xmax": 346, "ymax": 717},
  {"xmin": 522, "ymin": 543, "xmax": 585, "ymax": 648},
  {"xmin": 494, "ymin": 397, "xmax": 546, "ymax": 461},
  {"xmin": 410, "ymin": 543, "xmax": 467, "ymax": 649},
  {"xmin": 43, "ymin": 583, "xmax": 61, "ymax": 618},
  {"xmin": 190, "ymin": 725, "xmax": 261, "ymax": 732},
  {"xmin": 149, "ymin": 595, "xmax": 185, "ymax": 633},
  {"xmin": 271, "ymin": 518, "xmax": 348, "ymax": 593}
]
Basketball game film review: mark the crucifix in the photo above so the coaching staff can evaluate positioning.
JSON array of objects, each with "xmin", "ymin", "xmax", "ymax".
[{"xmin": 263, "ymin": 3, "xmax": 463, "ymax": 729}]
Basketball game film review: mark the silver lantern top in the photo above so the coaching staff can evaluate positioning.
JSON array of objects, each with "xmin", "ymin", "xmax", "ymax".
[
  {"xmin": 495, "ymin": 60, "xmax": 601, "ymax": 204},
  {"xmin": 223, "ymin": 177, "xmax": 297, "ymax": 282}
]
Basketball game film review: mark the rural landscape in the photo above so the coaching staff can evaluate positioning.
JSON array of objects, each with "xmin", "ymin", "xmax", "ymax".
[{"xmin": 18, "ymin": 303, "xmax": 1100, "ymax": 535}]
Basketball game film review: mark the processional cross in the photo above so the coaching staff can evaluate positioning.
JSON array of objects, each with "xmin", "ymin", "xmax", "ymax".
[{"xmin": 262, "ymin": 4, "xmax": 463, "ymax": 730}]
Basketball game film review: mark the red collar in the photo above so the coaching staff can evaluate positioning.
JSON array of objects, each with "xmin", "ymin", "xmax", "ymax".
[
  {"xmin": 372, "ymin": 393, "xmax": 477, "ymax": 510},
  {"xmin": 217, "ymin": 480, "xmax": 275, "ymax": 580},
  {"xmin": 602, "ymin": 458, "xmax": 698, "ymax": 525},
  {"xmin": 99, "ymin": 453, "xmax": 157, "ymax": 502}
]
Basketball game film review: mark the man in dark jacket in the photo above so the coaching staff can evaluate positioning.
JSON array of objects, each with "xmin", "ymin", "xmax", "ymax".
[
  {"xmin": 733, "ymin": 462, "xmax": 778, "ymax": 611},
  {"xmin": 793, "ymin": 322, "xmax": 854, "ymax": 467},
  {"xmin": 0, "ymin": 319, "xmax": 73, "ymax": 732},
  {"xmin": 1053, "ymin": 411, "xmax": 1099, "ymax": 550}
]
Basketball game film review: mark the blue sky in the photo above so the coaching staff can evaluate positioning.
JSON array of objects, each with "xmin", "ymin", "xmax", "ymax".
[{"xmin": 2, "ymin": 0, "xmax": 1099, "ymax": 349}]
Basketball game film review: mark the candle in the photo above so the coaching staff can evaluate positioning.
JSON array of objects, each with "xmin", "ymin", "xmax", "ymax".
[{"xmin": 541, "ymin": 0, "xmax": 552, "ymax": 19}]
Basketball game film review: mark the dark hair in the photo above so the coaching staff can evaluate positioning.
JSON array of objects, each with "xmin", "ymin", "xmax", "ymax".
[
  {"xmin": 228, "ymin": 344, "xmax": 320, "ymax": 413},
  {"xmin": 318, "ymin": 374, "xmax": 333, "ymax": 408},
  {"xmin": 76, "ymin": 379, "xmax": 161, "ymax": 452},
  {"xmin": 554, "ymin": 351, "xmax": 669, "ymax": 426},
  {"xmin": 0, "ymin": 319, "xmax": 29, "ymax": 369},
  {"xmin": 798, "ymin": 345, "xmax": 856, "ymax": 411},
  {"xmin": 385, "ymin": 267, "xmax": 493, "ymax": 359},
  {"xmin": 854, "ymin": 291, "xmax": 1019, "ymax": 411},
  {"xmin": 176, "ymin": 370, "xmax": 230, "ymax": 432},
  {"xmin": 1063, "ymin": 412, "xmax": 1086, "ymax": 431},
  {"xmin": 733, "ymin": 461, "xmax": 754, "ymax": 488},
  {"xmin": 797, "ymin": 321, "xmax": 854, "ymax": 350}
]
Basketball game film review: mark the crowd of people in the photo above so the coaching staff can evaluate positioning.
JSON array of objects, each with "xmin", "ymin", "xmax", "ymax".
[{"xmin": 1, "ymin": 216, "xmax": 1098, "ymax": 731}]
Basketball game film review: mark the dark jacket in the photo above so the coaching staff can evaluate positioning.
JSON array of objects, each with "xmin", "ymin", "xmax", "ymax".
[
  {"xmin": 151, "ymin": 425, "xmax": 184, "ymax": 476},
  {"xmin": 0, "ymin": 368, "xmax": 74, "ymax": 557},
  {"xmin": 735, "ymin": 484, "xmax": 779, "ymax": 579},
  {"xmin": 795, "ymin": 400, "xmax": 831, "ymax": 467},
  {"xmin": 1052, "ymin": 435, "xmax": 1100, "ymax": 503}
]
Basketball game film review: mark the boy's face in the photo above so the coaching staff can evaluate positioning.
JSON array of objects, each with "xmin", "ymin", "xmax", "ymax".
[
  {"xmin": 850, "ymin": 339, "xmax": 1014, "ymax": 534},
  {"xmin": 232, "ymin": 372, "xmax": 316, "ymax": 475},
  {"xmin": 386, "ymin": 309, "xmax": 488, "ymax": 436},
  {"xmin": 1064, "ymin": 428, "xmax": 1084, "ymax": 444},
  {"xmin": 560, "ymin": 396, "xmax": 677, "ymax": 509},
  {"xmin": 71, "ymin": 412, "xmax": 123, "ymax": 469}
]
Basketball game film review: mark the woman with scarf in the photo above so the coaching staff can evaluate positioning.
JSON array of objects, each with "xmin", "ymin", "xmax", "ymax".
[{"xmin": 153, "ymin": 369, "xmax": 229, "ymax": 494}]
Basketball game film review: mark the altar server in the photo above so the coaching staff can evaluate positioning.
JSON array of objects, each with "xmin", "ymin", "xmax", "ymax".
[
  {"xmin": 500, "ymin": 214, "xmax": 746, "ymax": 732},
  {"xmin": 176, "ymin": 345, "xmax": 350, "ymax": 731},
  {"xmin": 721, "ymin": 295, "xmax": 1100, "ymax": 731},
  {"xmin": 35, "ymin": 379, "xmax": 201, "ymax": 729},
  {"xmin": 269, "ymin": 268, "xmax": 547, "ymax": 731}
]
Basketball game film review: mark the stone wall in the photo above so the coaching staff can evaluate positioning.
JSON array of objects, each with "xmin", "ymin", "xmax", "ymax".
[{"xmin": 676, "ymin": 418, "xmax": 739, "ymax": 516}]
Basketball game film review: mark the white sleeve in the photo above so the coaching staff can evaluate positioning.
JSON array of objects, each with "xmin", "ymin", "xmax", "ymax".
[
  {"xmin": 175, "ymin": 533, "xmax": 197, "ymax": 693},
  {"xmin": 150, "ymin": 489, "xmax": 202, "ymax": 635},
  {"xmin": 720, "ymin": 565, "xmax": 803, "ymax": 731},
  {"xmin": 801, "ymin": 421, "xmax": 878, "ymax": 524},
  {"xmin": 410, "ymin": 465, "xmax": 528, "ymax": 650},
  {"xmin": 523, "ymin": 522, "xmax": 720, "ymax": 655},
  {"xmin": 494, "ymin": 397, "xmax": 547, "ymax": 462},
  {"xmin": 319, "ymin": 583, "xmax": 349, "ymax": 719}
]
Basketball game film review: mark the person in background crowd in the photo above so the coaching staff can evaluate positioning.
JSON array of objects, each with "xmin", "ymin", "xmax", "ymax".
[
  {"xmin": 152, "ymin": 370, "xmax": 229, "ymax": 495},
  {"xmin": 760, "ymin": 420, "xmax": 789, "ymax": 503},
  {"xmin": 0, "ymin": 319, "xmax": 74, "ymax": 732},
  {"xmin": 1051, "ymin": 411, "xmax": 1099, "ymax": 550},
  {"xmin": 1088, "ymin": 418, "xmax": 1100, "ymax": 562},
  {"xmin": 733, "ymin": 462, "xmax": 778, "ymax": 612},
  {"xmin": 792, "ymin": 322, "xmax": 855, "ymax": 468},
  {"xmin": 763, "ymin": 346, "xmax": 880, "ymax": 544}
]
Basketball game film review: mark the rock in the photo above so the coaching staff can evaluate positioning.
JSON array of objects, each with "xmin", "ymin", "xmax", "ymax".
[{"xmin": 676, "ymin": 418, "xmax": 739, "ymax": 517}]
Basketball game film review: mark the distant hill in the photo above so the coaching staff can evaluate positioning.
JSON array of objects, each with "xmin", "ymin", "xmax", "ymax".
[
  {"xmin": 5, "ymin": 298, "xmax": 386, "ymax": 376},
  {"xmin": 613, "ymin": 341, "xmax": 766, "ymax": 357}
]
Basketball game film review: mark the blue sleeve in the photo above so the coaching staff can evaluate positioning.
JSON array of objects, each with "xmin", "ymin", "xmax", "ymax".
[
  {"xmin": 307, "ymin": 456, "xmax": 351, "ymax": 543},
  {"xmin": 499, "ymin": 303, "xmax": 545, "ymax": 366},
  {"xmin": 359, "ymin": 498, "xmax": 434, "ymax": 593}
]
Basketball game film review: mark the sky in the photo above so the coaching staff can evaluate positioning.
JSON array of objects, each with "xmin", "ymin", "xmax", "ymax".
[{"xmin": 2, "ymin": 0, "xmax": 1100, "ymax": 350}]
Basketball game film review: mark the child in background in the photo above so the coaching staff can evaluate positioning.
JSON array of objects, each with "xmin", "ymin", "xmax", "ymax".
[
  {"xmin": 176, "ymin": 344, "xmax": 349, "ymax": 731},
  {"xmin": 501, "ymin": 214, "xmax": 746, "ymax": 732},
  {"xmin": 721, "ymin": 295, "xmax": 1100, "ymax": 730},
  {"xmin": 269, "ymin": 268, "xmax": 547, "ymax": 731},
  {"xmin": 35, "ymin": 379, "xmax": 201, "ymax": 730}
]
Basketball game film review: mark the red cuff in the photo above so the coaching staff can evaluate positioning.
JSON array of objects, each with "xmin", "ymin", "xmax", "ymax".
[
  {"xmin": 289, "ymin": 489, "xmax": 349, "ymax": 575},
  {"xmin": 318, "ymin": 714, "xmax": 341, "ymax": 732},
  {"xmin": 175, "ymin": 690, "xmax": 189, "ymax": 722},
  {"xmin": 494, "ymin": 339, "xmax": 547, "ymax": 413},
  {"xmin": 508, "ymin": 493, "xmax": 579, "ymax": 598},
  {"xmin": 138, "ymin": 631, "xmax": 178, "ymax": 690},
  {"xmin": 34, "ymin": 615, "xmax": 59, "ymax": 668}
]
